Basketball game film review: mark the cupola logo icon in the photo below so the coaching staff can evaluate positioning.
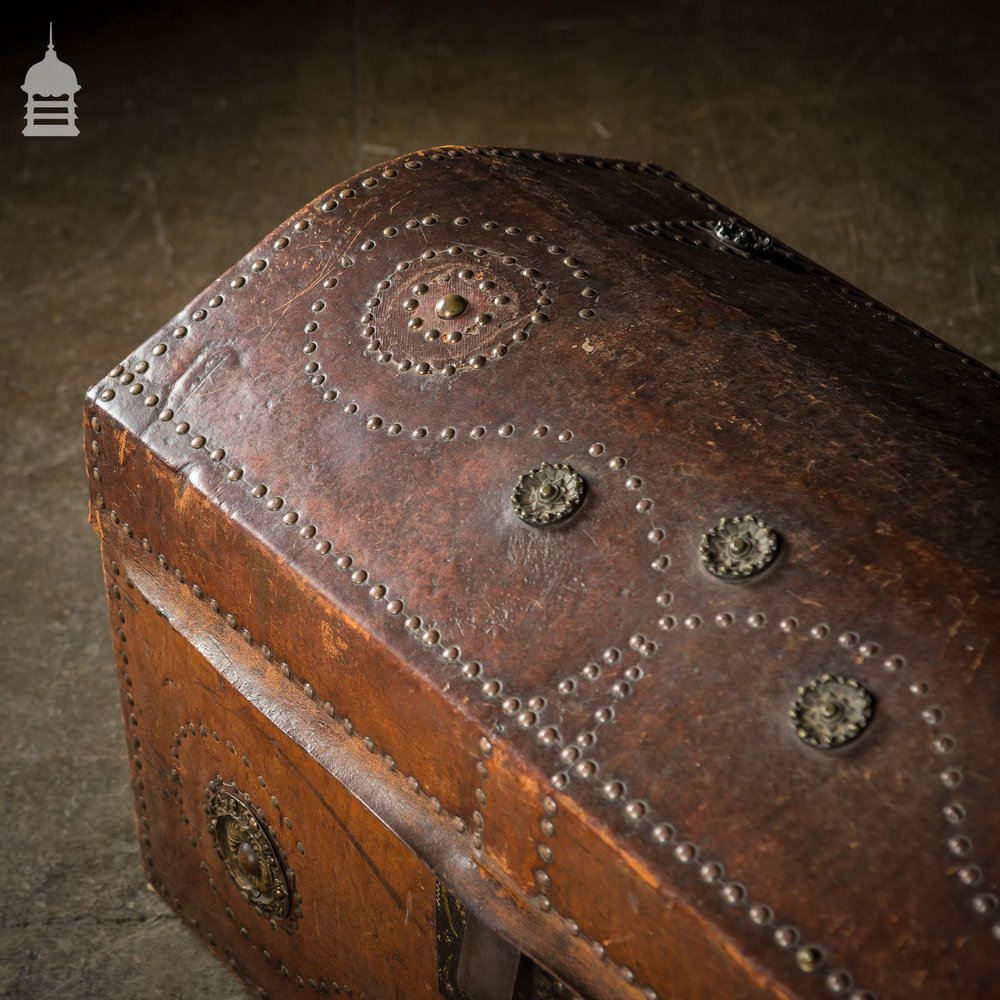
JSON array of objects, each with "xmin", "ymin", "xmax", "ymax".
[{"xmin": 22, "ymin": 24, "xmax": 80, "ymax": 137}]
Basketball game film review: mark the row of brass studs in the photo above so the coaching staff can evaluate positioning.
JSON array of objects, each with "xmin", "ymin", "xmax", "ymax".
[
  {"xmin": 103, "ymin": 509, "xmax": 659, "ymax": 998},
  {"xmin": 121, "ymin": 375, "xmax": 675, "ymax": 739},
  {"xmin": 104, "ymin": 560, "xmax": 356, "ymax": 996},
  {"xmin": 540, "ymin": 613, "xmax": 882, "ymax": 997},
  {"xmin": 631, "ymin": 217, "xmax": 999, "ymax": 386},
  {"xmin": 92, "ymin": 411, "xmax": 670, "ymax": 998},
  {"xmin": 92, "ymin": 410, "xmax": 974, "ymax": 996},
  {"xmin": 511, "ymin": 470, "xmax": 873, "ymax": 753},
  {"xmin": 92, "ymin": 148, "xmax": 992, "ymax": 992},
  {"xmin": 513, "ymin": 469, "xmax": 774, "ymax": 581},
  {"xmin": 98, "ymin": 506, "xmax": 469, "ymax": 844}
]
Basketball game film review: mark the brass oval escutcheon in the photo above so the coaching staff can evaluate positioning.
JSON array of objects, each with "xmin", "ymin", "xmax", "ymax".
[{"xmin": 206, "ymin": 777, "xmax": 290, "ymax": 918}]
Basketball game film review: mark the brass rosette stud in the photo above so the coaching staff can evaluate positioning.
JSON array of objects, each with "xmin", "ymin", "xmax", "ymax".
[
  {"xmin": 511, "ymin": 462, "xmax": 586, "ymax": 526},
  {"xmin": 700, "ymin": 514, "xmax": 779, "ymax": 580},
  {"xmin": 789, "ymin": 674, "xmax": 874, "ymax": 749},
  {"xmin": 206, "ymin": 778, "xmax": 290, "ymax": 918}
]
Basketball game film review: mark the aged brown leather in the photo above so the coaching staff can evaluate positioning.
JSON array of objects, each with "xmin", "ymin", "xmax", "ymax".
[{"xmin": 84, "ymin": 146, "xmax": 1000, "ymax": 1000}]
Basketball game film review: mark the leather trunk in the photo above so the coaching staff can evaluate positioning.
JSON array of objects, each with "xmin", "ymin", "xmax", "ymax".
[{"xmin": 83, "ymin": 146, "xmax": 1000, "ymax": 1000}]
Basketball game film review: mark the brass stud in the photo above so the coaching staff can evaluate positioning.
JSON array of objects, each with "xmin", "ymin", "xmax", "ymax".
[
  {"xmin": 701, "ymin": 514, "xmax": 779, "ymax": 580},
  {"xmin": 795, "ymin": 946, "xmax": 823, "ymax": 972},
  {"xmin": 790, "ymin": 674, "xmax": 874, "ymax": 749},
  {"xmin": 435, "ymin": 294, "xmax": 468, "ymax": 320},
  {"xmin": 512, "ymin": 462, "xmax": 586, "ymax": 527}
]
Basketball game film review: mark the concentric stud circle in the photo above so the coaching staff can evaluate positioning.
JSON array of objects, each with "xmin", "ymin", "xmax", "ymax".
[
  {"xmin": 362, "ymin": 247, "xmax": 546, "ymax": 376},
  {"xmin": 700, "ymin": 514, "xmax": 779, "ymax": 580},
  {"xmin": 789, "ymin": 674, "xmax": 874, "ymax": 750},
  {"xmin": 512, "ymin": 462, "xmax": 586, "ymax": 526}
]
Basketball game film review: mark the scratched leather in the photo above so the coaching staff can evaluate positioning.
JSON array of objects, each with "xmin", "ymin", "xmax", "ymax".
[{"xmin": 88, "ymin": 147, "xmax": 1000, "ymax": 999}]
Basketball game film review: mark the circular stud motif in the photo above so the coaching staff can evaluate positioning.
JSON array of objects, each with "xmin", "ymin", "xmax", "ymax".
[
  {"xmin": 512, "ymin": 462, "xmax": 586, "ymax": 526},
  {"xmin": 363, "ymin": 247, "xmax": 550, "ymax": 376},
  {"xmin": 206, "ymin": 778, "xmax": 290, "ymax": 918},
  {"xmin": 700, "ymin": 514, "xmax": 779, "ymax": 580},
  {"xmin": 789, "ymin": 674, "xmax": 874, "ymax": 749}
]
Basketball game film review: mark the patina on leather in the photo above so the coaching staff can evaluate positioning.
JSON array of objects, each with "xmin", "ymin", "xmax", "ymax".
[{"xmin": 85, "ymin": 146, "xmax": 1000, "ymax": 1000}]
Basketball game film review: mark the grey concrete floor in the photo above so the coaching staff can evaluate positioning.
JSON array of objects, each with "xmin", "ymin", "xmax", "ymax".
[{"xmin": 1, "ymin": 2, "xmax": 998, "ymax": 997}]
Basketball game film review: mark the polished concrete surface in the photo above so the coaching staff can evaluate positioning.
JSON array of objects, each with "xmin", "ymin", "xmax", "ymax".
[{"xmin": 1, "ymin": 2, "xmax": 998, "ymax": 997}]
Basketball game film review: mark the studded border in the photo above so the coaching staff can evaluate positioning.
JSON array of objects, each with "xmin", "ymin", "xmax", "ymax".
[
  {"xmin": 94, "ymin": 146, "xmax": 996, "ymax": 405},
  {"xmin": 103, "ymin": 559, "xmax": 367, "ymax": 999},
  {"xmin": 89, "ymin": 352, "xmax": 997, "ymax": 1000},
  {"xmin": 100, "ymin": 506, "xmax": 471, "ymax": 837},
  {"xmin": 95, "ymin": 363, "xmax": 676, "ymax": 745},
  {"xmin": 92, "ymin": 411, "xmax": 972, "ymax": 1000},
  {"xmin": 631, "ymin": 218, "xmax": 1000, "ymax": 386},
  {"xmin": 86, "ymin": 145, "xmax": 998, "ymax": 998},
  {"xmin": 536, "ymin": 607, "xmax": 999, "ymax": 998}
]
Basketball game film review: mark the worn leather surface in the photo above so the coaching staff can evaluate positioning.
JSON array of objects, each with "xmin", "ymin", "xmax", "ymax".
[{"xmin": 85, "ymin": 146, "xmax": 1000, "ymax": 999}]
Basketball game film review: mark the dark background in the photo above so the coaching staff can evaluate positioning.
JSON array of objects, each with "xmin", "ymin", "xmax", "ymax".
[{"xmin": 1, "ymin": 2, "xmax": 998, "ymax": 997}]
